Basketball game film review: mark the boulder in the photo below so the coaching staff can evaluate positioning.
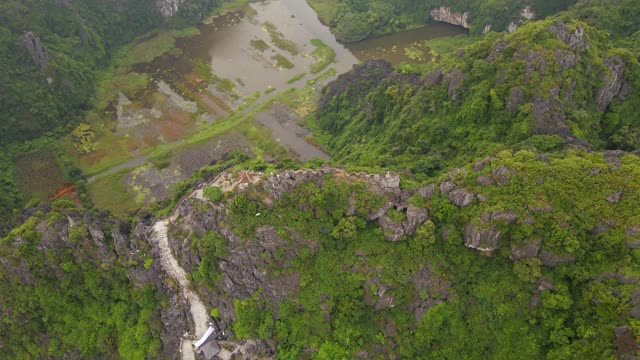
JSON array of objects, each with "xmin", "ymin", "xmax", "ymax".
[
  {"xmin": 403, "ymin": 206, "xmax": 429, "ymax": 236},
  {"xmin": 367, "ymin": 201, "xmax": 394, "ymax": 221},
  {"xmin": 424, "ymin": 69, "xmax": 443, "ymax": 87},
  {"xmin": 510, "ymin": 239, "xmax": 541, "ymax": 260},
  {"xmin": 448, "ymin": 188, "xmax": 475, "ymax": 207},
  {"xmin": 539, "ymin": 250, "xmax": 575, "ymax": 267},
  {"xmin": 379, "ymin": 172, "xmax": 400, "ymax": 190},
  {"xmin": 492, "ymin": 166, "xmax": 516, "ymax": 185},
  {"xmin": 379, "ymin": 216, "xmax": 405, "ymax": 242},
  {"xmin": 606, "ymin": 191, "xmax": 623, "ymax": 203},
  {"xmin": 614, "ymin": 326, "xmax": 640, "ymax": 357},
  {"xmin": 473, "ymin": 157, "xmax": 493, "ymax": 171},
  {"xmin": 477, "ymin": 175, "xmax": 494, "ymax": 186},
  {"xmin": 626, "ymin": 226, "xmax": 640, "ymax": 250},
  {"xmin": 439, "ymin": 181, "xmax": 457, "ymax": 194},
  {"xmin": 491, "ymin": 210, "xmax": 517, "ymax": 224},
  {"xmin": 464, "ymin": 222, "xmax": 501, "ymax": 252},
  {"xmin": 536, "ymin": 278, "xmax": 555, "ymax": 292},
  {"xmin": 417, "ymin": 184, "xmax": 436, "ymax": 198},
  {"xmin": 631, "ymin": 289, "xmax": 640, "ymax": 320}
]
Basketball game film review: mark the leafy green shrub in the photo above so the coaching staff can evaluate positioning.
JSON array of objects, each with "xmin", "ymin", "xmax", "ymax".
[
  {"xmin": 335, "ymin": 12, "xmax": 372, "ymax": 42},
  {"xmin": 204, "ymin": 186, "xmax": 223, "ymax": 202},
  {"xmin": 149, "ymin": 151, "xmax": 173, "ymax": 170}
]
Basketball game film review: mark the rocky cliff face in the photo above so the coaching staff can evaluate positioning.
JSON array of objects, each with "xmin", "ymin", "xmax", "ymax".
[
  {"xmin": 0, "ymin": 207, "xmax": 190, "ymax": 358},
  {"xmin": 431, "ymin": 5, "xmax": 536, "ymax": 33},
  {"xmin": 164, "ymin": 168, "xmax": 435, "ymax": 329},
  {"xmin": 22, "ymin": 32, "xmax": 49, "ymax": 71},
  {"xmin": 430, "ymin": 7, "xmax": 470, "ymax": 29},
  {"xmin": 156, "ymin": 0, "xmax": 185, "ymax": 17}
]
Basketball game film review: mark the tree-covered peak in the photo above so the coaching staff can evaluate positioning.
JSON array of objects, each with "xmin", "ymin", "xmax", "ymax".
[{"xmin": 312, "ymin": 17, "xmax": 640, "ymax": 171}]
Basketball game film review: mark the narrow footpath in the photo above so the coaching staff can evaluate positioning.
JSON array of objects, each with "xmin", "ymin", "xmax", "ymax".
[{"xmin": 153, "ymin": 219, "xmax": 210, "ymax": 360}]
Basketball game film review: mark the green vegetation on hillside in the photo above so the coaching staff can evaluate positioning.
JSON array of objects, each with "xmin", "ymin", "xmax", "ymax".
[
  {"xmin": 189, "ymin": 149, "xmax": 640, "ymax": 358},
  {"xmin": 312, "ymin": 18, "xmax": 640, "ymax": 172},
  {"xmin": 0, "ymin": 209, "xmax": 162, "ymax": 359}
]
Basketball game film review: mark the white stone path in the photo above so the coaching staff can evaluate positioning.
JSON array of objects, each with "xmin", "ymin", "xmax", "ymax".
[{"xmin": 153, "ymin": 220, "xmax": 209, "ymax": 360}]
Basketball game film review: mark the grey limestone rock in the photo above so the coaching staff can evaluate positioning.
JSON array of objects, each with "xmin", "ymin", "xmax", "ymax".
[
  {"xmin": 443, "ymin": 69, "xmax": 464, "ymax": 100},
  {"xmin": 448, "ymin": 188, "xmax": 475, "ymax": 207},
  {"xmin": 378, "ymin": 215, "xmax": 405, "ymax": 242},
  {"xmin": 22, "ymin": 32, "xmax": 49, "ymax": 71},
  {"xmin": 539, "ymin": 250, "xmax": 575, "ymax": 267},
  {"xmin": 606, "ymin": 191, "xmax": 623, "ymax": 203},
  {"xmin": 510, "ymin": 239, "xmax": 541, "ymax": 260},
  {"xmin": 477, "ymin": 175, "xmax": 494, "ymax": 186},
  {"xmin": 464, "ymin": 222, "xmax": 501, "ymax": 252},
  {"xmin": 439, "ymin": 181, "xmax": 457, "ymax": 194},
  {"xmin": 492, "ymin": 166, "xmax": 516, "ymax": 185},
  {"xmin": 595, "ymin": 57, "xmax": 625, "ymax": 112},
  {"xmin": 424, "ymin": 69, "xmax": 443, "ymax": 87},
  {"xmin": 507, "ymin": 87, "xmax": 525, "ymax": 112},
  {"xmin": 403, "ymin": 205, "xmax": 429, "ymax": 236},
  {"xmin": 548, "ymin": 20, "xmax": 589, "ymax": 51},
  {"xmin": 417, "ymin": 184, "xmax": 436, "ymax": 198}
]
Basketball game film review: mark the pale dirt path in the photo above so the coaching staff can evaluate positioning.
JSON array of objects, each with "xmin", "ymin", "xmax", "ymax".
[{"xmin": 153, "ymin": 220, "xmax": 209, "ymax": 360}]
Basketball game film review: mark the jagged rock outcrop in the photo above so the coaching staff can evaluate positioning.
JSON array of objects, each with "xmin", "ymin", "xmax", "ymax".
[
  {"xmin": 492, "ymin": 166, "xmax": 516, "ymax": 185},
  {"xmin": 548, "ymin": 20, "xmax": 589, "ymax": 51},
  {"xmin": 448, "ymin": 188, "xmax": 475, "ymax": 207},
  {"xmin": 403, "ymin": 205, "xmax": 429, "ymax": 235},
  {"xmin": 424, "ymin": 68, "xmax": 444, "ymax": 87},
  {"xmin": 614, "ymin": 326, "xmax": 640, "ymax": 357},
  {"xmin": 156, "ymin": 0, "xmax": 185, "ymax": 17},
  {"xmin": 439, "ymin": 180, "xmax": 457, "ymax": 194},
  {"xmin": 410, "ymin": 268, "xmax": 453, "ymax": 320},
  {"xmin": 417, "ymin": 184, "xmax": 436, "ymax": 198},
  {"xmin": 444, "ymin": 69, "xmax": 464, "ymax": 100},
  {"xmin": 626, "ymin": 226, "xmax": 640, "ymax": 250},
  {"xmin": 595, "ymin": 57, "xmax": 625, "ymax": 112},
  {"xmin": 364, "ymin": 276, "xmax": 395, "ymax": 311},
  {"xmin": 165, "ymin": 168, "xmax": 422, "ymax": 332},
  {"xmin": 430, "ymin": 7, "xmax": 470, "ymax": 29},
  {"xmin": 379, "ymin": 216, "xmax": 405, "ymax": 241},
  {"xmin": 477, "ymin": 175, "xmax": 494, "ymax": 186},
  {"xmin": 539, "ymin": 249, "xmax": 576, "ymax": 267},
  {"xmin": 22, "ymin": 32, "xmax": 49, "ymax": 71},
  {"xmin": 510, "ymin": 239, "xmax": 541, "ymax": 260},
  {"xmin": 318, "ymin": 59, "xmax": 394, "ymax": 111},
  {"xmin": 464, "ymin": 221, "xmax": 502, "ymax": 252}
]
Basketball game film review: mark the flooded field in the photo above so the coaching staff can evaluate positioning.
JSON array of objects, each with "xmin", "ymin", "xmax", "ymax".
[
  {"xmin": 347, "ymin": 23, "xmax": 468, "ymax": 64},
  {"xmin": 34, "ymin": 0, "xmax": 468, "ymax": 212}
]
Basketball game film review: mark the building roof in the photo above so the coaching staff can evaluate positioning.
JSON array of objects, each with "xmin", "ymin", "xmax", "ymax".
[{"xmin": 194, "ymin": 326, "xmax": 221, "ymax": 360}]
